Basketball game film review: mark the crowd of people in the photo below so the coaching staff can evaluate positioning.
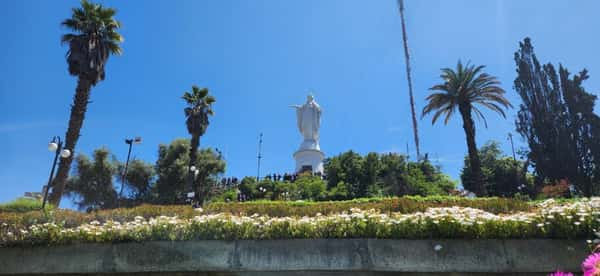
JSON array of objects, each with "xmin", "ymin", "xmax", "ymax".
[
  {"xmin": 218, "ymin": 171, "xmax": 326, "ymax": 188},
  {"xmin": 213, "ymin": 171, "xmax": 326, "ymax": 202}
]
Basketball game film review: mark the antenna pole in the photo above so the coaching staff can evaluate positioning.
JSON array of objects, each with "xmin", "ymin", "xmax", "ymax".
[
  {"xmin": 508, "ymin": 133, "xmax": 517, "ymax": 161},
  {"xmin": 257, "ymin": 133, "xmax": 263, "ymax": 181}
]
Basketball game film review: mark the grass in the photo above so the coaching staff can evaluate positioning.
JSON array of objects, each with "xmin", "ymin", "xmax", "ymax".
[
  {"xmin": 0, "ymin": 198, "xmax": 49, "ymax": 213},
  {"xmin": 204, "ymin": 196, "xmax": 532, "ymax": 217}
]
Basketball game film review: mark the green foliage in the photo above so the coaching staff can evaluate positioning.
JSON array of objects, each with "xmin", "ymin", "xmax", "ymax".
[
  {"xmin": 64, "ymin": 139, "xmax": 225, "ymax": 209},
  {"xmin": 121, "ymin": 159, "xmax": 155, "ymax": 202},
  {"xmin": 182, "ymin": 86, "xmax": 215, "ymax": 138},
  {"xmin": 0, "ymin": 198, "xmax": 48, "ymax": 213},
  {"xmin": 212, "ymin": 189, "xmax": 237, "ymax": 202},
  {"xmin": 404, "ymin": 162, "xmax": 456, "ymax": 196},
  {"xmin": 423, "ymin": 61, "xmax": 512, "ymax": 196},
  {"xmin": 0, "ymin": 196, "xmax": 532, "ymax": 234},
  {"xmin": 62, "ymin": 0, "xmax": 123, "ymax": 82},
  {"xmin": 514, "ymin": 37, "xmax": 600, "ymax": 196},
  {"xmin": 326, "ymin": 181, "xmax": 349, "ymax": 201},
  {"xmin": 228, "ymin": 176, "xmax": 325, "ymax": 202},
  {"xmin": 65, "ymin": 148, "xmax": 119, "ymax": 211},
  {"xmin": 205, "ymin": 196, "xmax": 529, "ymax": 217},
  {"xmin": 182, "ymin": 86, "xmax": 216, "ymax": 203},
  {"xmin": 153, "ymin": 139, "xmax": 225, "ymax": 204},
  {"xmin": 5, "ymin": 198, "xmax": 597, "ymax": 246},
  {"xmin": 324, "ymin": 151, "xmax": 365, "ymax": 196},
  {"xmin": 461, "ymin": 141, "xmax": 532, "ymax": 197},
  {"xmin": 237, "ymin": 177, "xmax": 257, "ymax": 200},
  {"xmin": 324, "ymin": 151, "xmax": 456, "ymax": 199},
  {"xmin": 154, "ymin": 139, "xmax": 189, "ymax": 204},
  {"xmin": 294, "ymin": 175, "xmax": 327, "ymax": 201}
]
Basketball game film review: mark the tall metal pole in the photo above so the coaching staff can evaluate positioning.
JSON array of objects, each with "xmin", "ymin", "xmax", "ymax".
[
  {"xmin": 508, "ymin": 133, "xmax": 517, "ymax": 161},
  {"xmin": 42, "ymin": 137, "xmax": 62, "ymax": 210},
  {"xmin": 398, "ymin": 0, "xmax": 421, "ymax": 160},
  {"xmin": 257, "ymin": 133, "xmax": 263, "ymax": 181}
]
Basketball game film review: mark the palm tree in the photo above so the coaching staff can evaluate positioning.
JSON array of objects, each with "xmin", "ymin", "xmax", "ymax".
[
  {"xmin": 397, "ymin": 0, "xmax": 421, "ymax": 160},
  {"xmin": 183, "ymin": 86, "xmax": 215, "ymax": 205},
  {"xmin": 422, "ymin": 61, "xmax": 511, "ymax": 196},
  {"xmin": 49, "ymin": 0, "xmax": 123, "ymax": 207}
]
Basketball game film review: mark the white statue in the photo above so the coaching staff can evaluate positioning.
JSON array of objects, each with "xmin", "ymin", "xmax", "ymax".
[
  {"xmin": 291, "ymin": 94, "xmax": 322, "ymax": 143},
  {"xmin": 291, "ymin": 94, "xmax": 324, "ymax": 174}
]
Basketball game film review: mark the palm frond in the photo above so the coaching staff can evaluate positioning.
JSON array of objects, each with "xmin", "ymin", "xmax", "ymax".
[
  {"xmin": 423, "ymin": 61, "xmax": 511, "ymax": 128},
  {"xmin": 477, "ymin": 101, "xmax": 507, "ymax": 118},
  {"xmin": 182, "ymin": 85, "xmax": 216, "ymax": 136},
  {"xmin": 471, "ymin": 105, "xmax": 489, "ymax": 128}
]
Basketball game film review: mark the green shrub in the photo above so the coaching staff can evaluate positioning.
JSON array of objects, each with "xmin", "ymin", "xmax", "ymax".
[
  {"xmin": 327, "ymin": 181, "xmax": 349, "ymax": 200},
  {"xmin": 212, "ymin": 190, "xmax": 237, "ymax": 202},
  {"xmin": 0, "ymin": 198, "xmax": 49, "ymax": 213},
  {"xmin": 294, "ymin": 175, "xmax": 327, "ymax": 201},
  {"xmin": 204, "ymin": 196, "xmax": 531, "ymax": 217}
]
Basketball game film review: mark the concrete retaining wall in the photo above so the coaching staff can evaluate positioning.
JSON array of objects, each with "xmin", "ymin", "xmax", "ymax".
[{"xmin": 0, "ymin": 239, "xmax": 588, "ymax": 275}]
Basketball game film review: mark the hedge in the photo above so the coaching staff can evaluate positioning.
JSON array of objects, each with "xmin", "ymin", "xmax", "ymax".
[
  {"xmin": 0, "ymin": 198, "xmax": 50, "ymax": 213},
  {"xmin": 204, "ymin": 196, "xmax": 531, "ymax": 217},
  {"xmin": 0, "ymin": 198, "xmax": 598, "ymax": 246}
]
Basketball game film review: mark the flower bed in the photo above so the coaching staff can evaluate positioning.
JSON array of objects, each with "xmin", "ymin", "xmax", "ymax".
[
  {"xmin": 1, "ymin": 198, "xmax": 599, "ymax": 247},
  {"xmin": 0, "ymin": 196, "xmax": 531, "ymax": 231}
]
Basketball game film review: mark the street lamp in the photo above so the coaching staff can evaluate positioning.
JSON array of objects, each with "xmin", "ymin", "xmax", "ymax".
[
  {"xmin": 189, "ymin": 166, "xmax": 201, "ymax": 207},
  {"xmin": 41, "ymin": 136, "xmax": 71, "ymax": 209},
  {"xmin": 119, "ymin": 137, "xmax": 142, "ymax": 206}
]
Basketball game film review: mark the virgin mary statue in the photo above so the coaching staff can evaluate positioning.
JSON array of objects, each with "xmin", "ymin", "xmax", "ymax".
[{"xmin": 291, "ymin": 94, "xmax": 321, "ymax": 146}]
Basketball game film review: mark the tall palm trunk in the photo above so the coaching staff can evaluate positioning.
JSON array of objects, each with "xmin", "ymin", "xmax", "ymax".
[
  {"xmin": 188, "ymin": 134, "xmax": 200, "ymax": 202},
  {"xmin": 49, "ymin": 78, "xmax": 93, "ymax": 206},
  {"xmin": 398, "ymin": 0, "xmax": 421, "ymax": 160},
  {"xmin": 459, "ymin": 104, "xmax": 486, "ymax": 196}
]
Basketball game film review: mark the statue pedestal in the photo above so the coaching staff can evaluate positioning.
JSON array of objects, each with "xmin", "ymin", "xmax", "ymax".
[{"xmin": 294, "ymin": 148, "xmax": 324, "ymax": 174}]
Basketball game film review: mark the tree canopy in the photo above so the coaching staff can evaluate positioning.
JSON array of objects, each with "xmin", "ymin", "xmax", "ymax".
[
  {"xmin": 461, "ymin": 141, "xmax": 532, "ymax": 197},
  {"xmin": 65, "ymin": 148, "xmax": 119, "ymax": 211},
  {"xmin": 324, "ymin": 151, "xmax": 456, "ymax": 199},
  {"xmin": 154, "ymin": 138, "xmax": 225, "ymax": 204},
  {"xmin": 514, "ymin": 37, "xmax": 600, "ymax": 195}
]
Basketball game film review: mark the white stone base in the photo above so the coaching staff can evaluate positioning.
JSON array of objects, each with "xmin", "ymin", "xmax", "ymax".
[{"xmin": 293, "ymin": 149, "xmax": 324, "ymax": 174}]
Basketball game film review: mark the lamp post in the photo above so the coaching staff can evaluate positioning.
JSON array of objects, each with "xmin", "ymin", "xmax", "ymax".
[
  {"xmin": 119, "ymin": 137, "xmax": 141, "ymax": 206},
  {"xmin": 508, "ymin": 133, "xmax": 521, "ymax": 194},
  {"xmin": 41, "ymin": 136, "xmax": 71, "ymax": 209},
  {"xmin": 189, "ymin": 166, "xmax": 200, "ymax": 207},
  {"xmin": 256, "ymin": 133, "xmax": 263, "ymax": 181}
]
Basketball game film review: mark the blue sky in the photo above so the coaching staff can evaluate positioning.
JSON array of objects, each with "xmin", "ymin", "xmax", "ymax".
[{"xmin": 1, "ymin": 0, "xmax": 599, "ymax": 206}]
